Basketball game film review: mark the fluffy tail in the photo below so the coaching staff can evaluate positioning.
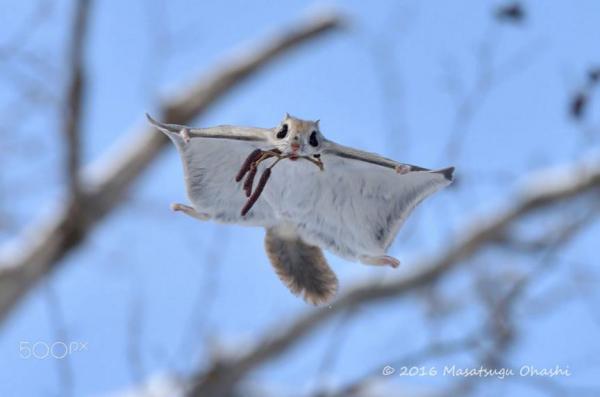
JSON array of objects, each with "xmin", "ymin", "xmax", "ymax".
[{"xmin": 264, "ymin": 227, "xmax": 338, "ymax": 305}]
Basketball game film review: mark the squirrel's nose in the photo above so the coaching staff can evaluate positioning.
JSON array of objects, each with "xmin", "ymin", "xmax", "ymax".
[{"xmin": 291, "ymin": 143, "xmax": 300, "ymax": 150}]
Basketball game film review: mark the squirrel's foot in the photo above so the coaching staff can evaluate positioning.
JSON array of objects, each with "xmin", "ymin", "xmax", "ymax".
[
  {"xmin": 180, "ymin": 127, "xmax": 191, "ymax": 144},
  {"xmin": 171, "ymin": 203, "xmax": 210, "ymax": 221},
  {"xmin": 395, "ymin": 165, "xmax": 411, "ymax": 175},
  {"xmin": 360, "ymin": 255, "xmax": 400, "ymax": 268}
]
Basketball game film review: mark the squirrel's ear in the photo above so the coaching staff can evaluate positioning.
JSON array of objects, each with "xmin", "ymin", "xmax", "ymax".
[
  {"xmin": 315, "ymin": 119, "xmax": 320, "ymax": 128},
  {"xmin": 284, "ymin": 112, "xmax": 290, "ymax": 119}
]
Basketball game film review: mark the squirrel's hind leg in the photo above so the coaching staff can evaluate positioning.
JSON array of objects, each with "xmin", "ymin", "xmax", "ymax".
[
  {"xmin": 360, "ymin": 255, "xmax": 400, "ymax": 268},
  {"xmin": 171, "ymin": 203, "xmax": 211, "ymax": 221}
]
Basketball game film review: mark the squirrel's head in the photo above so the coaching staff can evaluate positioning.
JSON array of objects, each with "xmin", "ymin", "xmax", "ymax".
[{"xmin": 271, "ymin": 113, "xmax": 322, "ymax": 159}]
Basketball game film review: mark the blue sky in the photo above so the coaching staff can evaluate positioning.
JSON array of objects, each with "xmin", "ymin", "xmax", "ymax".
[{"xmin": 1, "ymin": 0, "xmax": 600, "ymax": 396}]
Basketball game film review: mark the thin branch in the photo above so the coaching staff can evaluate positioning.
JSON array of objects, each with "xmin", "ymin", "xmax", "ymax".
[
  {"xmin": 63, "ymin": 0, "xmax": 92, "ymax": 201},
  {"xmin": 441, "ymin": 30, "xmax": 545, "ymax": 163},
  {"xmin": 166, "ymin": 227, "xmax": 230, "ymax": 373},
  {"xmin": 127, "ymin": 289, "xmax": 146, "ymax": 387},
  {"xmin": 313, "ymin": 308, "xmax": 357, "ymax": 393},
  {"xmin": 0, "ymin": 12, "xmax": 343, "ymax": 325},
  {"xmin": 43, "ymin": 281, "xmax": 74, "ymax": 397},
  {"xmin": 492, "ymin": 205, "xmax": 599, "ymax": 323},
  {"xmin": 321, "ymin": 333, "xmax": 481, "ymax": 397},
  {"xmin": 446, "ymin": 207, "xmax": 597, "ymax": 397},
  {"xmin": 0, "ymin": 0, "xmax": 52, "ymax": 58}
]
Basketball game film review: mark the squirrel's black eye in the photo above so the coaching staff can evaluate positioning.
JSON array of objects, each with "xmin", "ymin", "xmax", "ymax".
[
  {"xmin": 276, "ymin": 124, "xmax": 288, "ymax": 139},
  {"xmin": 309, "ymin": 131, "xmax": 319, "ymax": 147}
]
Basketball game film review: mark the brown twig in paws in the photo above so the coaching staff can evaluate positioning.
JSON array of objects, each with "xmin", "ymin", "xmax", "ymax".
[
  {"xmin": 303, "ymin": 155, "xmax": 324, "ymax": 171},
  {"xmin": 240, "ymin": 153, "xmax": 285, "ymax": 215},
  {"xmin": 235, "ymin": 149, "xmax": 263, "ymax": 182},
  {"xmin": 237, "ymin": 148, "xmax": 324, "ymax": 216},
  {"xmin": 242, "ymin": 151, "xmax": 275, "ymax": 196},
  {"xmin": 241, "ymin": 168, "xmax": 272, "ymax": 216},
  {"xmin": 243, "ymin": 167, "xmax": 258, "ymax": 197},
  {"xmin": 240, "ymin": 150, "xmax": 283, "ymax": 195}
]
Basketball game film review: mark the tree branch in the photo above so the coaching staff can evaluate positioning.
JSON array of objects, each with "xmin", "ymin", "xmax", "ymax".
[
  {"xmin": 63, "ymin": 0, "xmax": 92, "ymax": 201},
  {"xmin": 0, "ymin": 12, "xmax": 343, "ymax": 325}
]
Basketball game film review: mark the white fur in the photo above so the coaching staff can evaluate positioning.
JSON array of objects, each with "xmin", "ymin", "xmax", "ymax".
[
  {"xmin": 151, "ymin": 116, "xmax": 452, "ymax": 262},
  {"xmin": 263, "ymin": 153, "xmax": 451, "ymax": 261}
]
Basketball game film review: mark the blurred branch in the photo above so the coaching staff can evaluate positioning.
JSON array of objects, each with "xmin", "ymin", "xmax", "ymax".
[
  {"xmin": 0, "ymin": 12, "xmax": 343, "ymax": 325},
  {"xmin": 186, "ymin": 154, "xmax": 600, "ymax": 396},
  {"xmin": 0, "ymin": 0, "xmax": 52, "ymax": 59},
  {"xmin": 495, "ymin": 2, "xmax": 525, "ymax": 24},
  {"xmin": 313, "ymin": 308, "xmax": 357, "ymax": 392},
  {"xmin": 442, "ymin": 18, "xmax": 544, "ymax": 162},
  {"xmin": 63, "ymin": 0, "xmax": 92, "ymax": 201},
  {"xmin": 43, "ymin": 282, "xmax": 74, "ymax": 397},
  {"xmin": 127, "ymin": 289, "xmax": 146, "ymax": 387},
  {"xmin": 320, "ymin": 333, "xmax": 481, "ymax": 397},
  {"xmin": 446, "ymin": 209, "xmax": 597, "ymax": 397},
  {"xmin": 492, "ymin": 206, "xmax": 598, "ymax": 323},
  {"xmin": 491, "ymin": 205, "xmax": 598, "ymax": 252},
  {"xmin": 166, "ymin": 228, "xmax": 230, "ymax": 373}
]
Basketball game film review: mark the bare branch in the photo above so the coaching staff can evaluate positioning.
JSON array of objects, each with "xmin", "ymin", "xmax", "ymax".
[
  {"xmin": 441, "ymin": 29, "xmax": 545, "ymax": 162},
  {"xmin": 0, "ymin": 12, "xmax": 343, "ymax": 325},
  {"xmin": 321, "ymin": 333, "xmax": 481, "ymax": 397},
  {"xmin": 43, "ymin": 282, "xmax": 74, "ymax": 397},
  {"xmin": 62, "ymin": 0, "xmax": 92, "ymax": 201}
]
